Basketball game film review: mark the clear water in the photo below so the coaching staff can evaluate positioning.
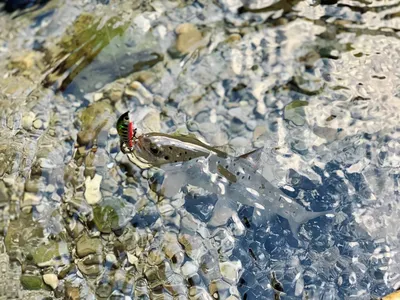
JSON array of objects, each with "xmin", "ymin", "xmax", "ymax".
[{"xmin": 0, "ymin": 0, "xmax": 399, "ymax": 299}]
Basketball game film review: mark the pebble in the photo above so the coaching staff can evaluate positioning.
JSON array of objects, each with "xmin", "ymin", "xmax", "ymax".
[
  {"xmin": 32, "ymin": 119, "xmax": 43, "ymax": 129},
  {"xmin": 229, "ymin": 137, "xmax": 248, "ymax": 148},
  {"xmin": 142, "ymin": 111, "xmax": 161, "ymax": 132},
  {"xmin": 181, "ymin": 261, "xmax": 198, "ymax": 277},
  {"xmin": 76, "ymin": 233, "xmax": 103, "ymax": 258},
  {"xmin": 231, "ymin": 48, "xmax": 243, "ymax": 75},
  {"xmin": 84, "ymin": 174, "xmax": 102, "ymax": 205},
  {"xmin": 43, "ymin": 273, "xmax": 58, "ymax": 290},
  {"xmin": 252, "ymin": 125, "xmax": 267, "ymax": 141},
  {"xmin": 175, "ymin": 23, "xmax": 205, "ymax": 54},
  {"xmin": 246, "ymin": 120, "xmax": 257, "ymax": 131},
  {"xmin": 219, "ymin": 261, "xmax": 242, "ymax": 284},
  {"xmin": 22, "ymin": 112, "xmax": 36, "ymax": 130}
]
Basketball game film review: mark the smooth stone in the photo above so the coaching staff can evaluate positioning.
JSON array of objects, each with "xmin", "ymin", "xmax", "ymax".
[
  {"xmin": 20, "ymin": 275, "xmax": 44, "ymax": 290},
  {"xmin": 43, "ymin": 273, "xmax": 58, "ymax": 290},
  {"xmin": 175, "ymin": 23, "xmax": 204, "ymax": 55},
  {"xmin": 77, "ymin": 261, "xmax": 102, "ymax": 277},
  {"xmin": 229, "ymin": 137, "xmax": 248, "ymax": 148},
  {"xmin": 246, "ymin": 120, "xmax": 257, "ymax": 131},
  {"xmin": 76, "ymin": 233, "xmax": 102, "ymax": 258},
  {"xmin": 142, "ymin": 111, "xmax": 161, "ymax": 132},
  {"xmin": 33, "ymin": 119, "xmax": 43, "ymax": 129},
  {"xmin": 84, "ymin": 174, "xmax": 102, "ymax": 205},
  {"xmin": 22, "ymin": 112, "xmax": 36, "ymax": 130},
  {"xmin": 32, "ymin": 240, "xmax": 69, "ymax": 267},
  {"xmin": 93, "ymin": 197, "xmax": 136, "ymax": 233},
  {"xmin": 220, "ymin": 261, "xmax": 242, "ymax": 284}
]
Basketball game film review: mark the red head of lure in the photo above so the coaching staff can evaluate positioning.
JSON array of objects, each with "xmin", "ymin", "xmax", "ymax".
[{"xmin": 117, "ymin": 111, "xmax": 137, "ymax": 153}]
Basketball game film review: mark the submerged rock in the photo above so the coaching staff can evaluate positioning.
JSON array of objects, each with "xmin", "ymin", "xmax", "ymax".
[
  {"xmin": 32, "ymin": 240, "xmax": 70, "ymax": 267},
  {"xmin": 92, "ymin": 197, "xmax": 136, "ymax": 233},
  {"xmin": 43, "ymin": 273, "xmax": 58, "ymax": 290},
  {"xmin": 77, "ymin": 101, "xmax": 114, "ymax": 146},
  {"xmin": 76, "ymin": 233, "xmax": 102, "ymax": 258},
  {"xmin": 171, "ymin": 23, "xmax": 208, "ymax": 56},
  {"xmin": 20, "ymin": 274, "xmax": 46, "ymax": 290}
]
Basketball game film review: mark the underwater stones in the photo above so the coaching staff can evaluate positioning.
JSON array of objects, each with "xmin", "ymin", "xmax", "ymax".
[
  {"xmin": 178, "ymin": 233, "xmax": 206, "ymax": 261},
  {"xmin": 22, "ymin": 112, "xmax": 36, "ymax": 131},
  {"xmin": 43, "ymin": 273, "xmax": 58, "ymax": 290},
  {"xmin": 229, "ymin": 136, "xmax": 248, "ymax": 148},
  {"xmin": 65, "ymin": 284, "xmax": 80, "ymax": 300},
  {"xmin": 32, "ymin": 240, "xmax": 69, "ymax": 267},
  {"xmin": 219, "ymin": 261, "xmax": 242, "ymax": 284},
  {"xmin": 125, "ymin": 81, "xmax": 154, "ymax": 105},
  {"xmin": 163, "ymin": 233, "xmax": 184, "ymax": 270},
  {"xmin": 7, "ymin": 52, "xmax": 39, "ymax": 73},
  {"xmin": 148, "ymin": 248, "xmax": 166, "ymax": 266},
  {"xmin": 5, "ymin": 212, "xmax": 45, "ymax": 262},
  {"xmin": 174, "ymin": 23, "xmax": 207, "ymax": 56},
  {"xmin": 283, "ymin": 100, "xmax": 308, "ymax": 127},
  {"xmin": 92, "ymin": 197, "xmax": 136, "ymax": 233},
  {"xmin": 32, "ymin": 119, "xmax": 43, "ymax": 130},
  {"xmin": 84, "ymin": 174, "xmax": 102, "ymax": 205},
  {"xmin": 22, "ymin": 192, "xmax": 41, "ymax": 208},
  {"xmin": 77, "ymin": 101, "xmax": 114, "ymax": 146},
  {"xmin": 209, "ymin": 279, "xmax": 239, "ymax": 299},
  {"xmin": 0, "ymin": 181, "xmax": 8, "ymax": 206},
  {"xmin": 246, "ymin": 120, "xmax": 257, "ymax": 131},
  {"xmin": 142, "ymin": 111, "xmax": 161, "ymax": 132},
  {"xmin": 76, "ymin": 233, "xmax": 102, "ymax": 258},
  {"xmin": 181, "ymin": 261, "xmax": 199, "ymax": 278},
  {"xmin": 21, "ymin": 274, "xmax": 45, "ymax": 290},
  {"xmin": 77, "ymin": 255, "xmax": 103, "ymax": 277}
]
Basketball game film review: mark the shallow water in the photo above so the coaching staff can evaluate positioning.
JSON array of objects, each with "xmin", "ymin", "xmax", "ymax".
[{"xmin": 0, "ymin": 0, "xmax": 399, "ymax": 299}]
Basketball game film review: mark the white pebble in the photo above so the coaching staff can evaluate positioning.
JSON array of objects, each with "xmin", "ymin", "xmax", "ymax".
[
  {"xmin": 43, "ymin": 273, "xmax": 58, "ymax": 290},
  {"xmin": 181, "ymin": 261, "xmax": 198, "ymax": 277},
  {"xmin": 22, "ymin": 112, "xmax": 35, "ymax": 130},
  {"xmin": 33, "ymin": 119, "xmax": 43, "ymax": 129},
  {"xmin": 84, "ymin": 174, "xmax": 102, "ymax": 205}
]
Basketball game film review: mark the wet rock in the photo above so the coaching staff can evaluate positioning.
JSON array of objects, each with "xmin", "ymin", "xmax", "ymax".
[
  {"xmin": 219, "ymin": 261, "xmax": 242, "ymax": 284},
  {"xmin": 141, "ymin": 111, "xmax": 161, "ymax": 132},
  {"xmin": 21, "ymin": 274, "xmax": 45, "ymax": 290},
  {"xmin": 5, "ymin": 212, "xmax": 45, "ymax": 262},
  {"xmin": 283, "ymin": 100, "xmax": 308, "ymax": 126},
  {"xmin": 7, "ymin": 52, "xmax": 39, "ymax": 72},
  {"xmin": 84, "ymin": 174, "xmax": 102, "ymax": 205},
  {"xmin": 22, "ymin": 112, "xmax": 36, "ymax": 131},
  {"xmin": 125, "ymin": 81, "xmax": 154, "ymax": 105},
  {"xmin": 0, "ymin": 181, "xmax": 8, "ymax": 206},
  {"xmin": 181, "ymin": 261, "xmax": 198, "ymax": 277},
  {"xmin": 77, "ymin": 101, "xmax": 114, "ymax": 146},
  {"xmin": 22, "ymin": 192, "xmax": 41, "ymax": 207},
  {"xmin": 209, "ymin": 279, "xmax": 238, "ymax": 299},
  {"xmin": 65, "ymin": 284, "xmax": 80, "ymax": 300},
  {"xmin": 93, "ymin": 197, "xmax": 136, "ymax": 233},
  {"xmin": 76, "ymin": 233, "xmax": 102, "ymax": 258},
  {"xmin": 77, "ymin": 256, "xmax": 103, "ymax": 277},
  {"xmin": 43, "ymin": 273, "xmax": 58, "ymax": 290},
  {"xmin": 246, "ymin": 120, "xmax": 257, "ymax": 131},
  {"xmin": 173, "ymin": 24, "xmax": 207, "ymax": 56},
  {"xmin": 33, "ymin": 119, "xmax": 43, "ymax": 129},
  {"xmin": 229, "ymin": 136, "xmax": 248, "ymax": 148},
  {"xmin": 252, "ymin": 125, "xmax": 267, "ymax": 141},
  {"xmin": 32, "ymin": 240, "xmax": 69, "ymax": 267}
]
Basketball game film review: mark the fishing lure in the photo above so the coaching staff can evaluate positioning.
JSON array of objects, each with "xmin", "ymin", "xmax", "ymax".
[
  {"xmin": 116, "ymin": 111, "xmax": 137, "ymax": 153},
  {"xmin": 116, "ymin": 111, "xmax": 334, "ymax": 240}
]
